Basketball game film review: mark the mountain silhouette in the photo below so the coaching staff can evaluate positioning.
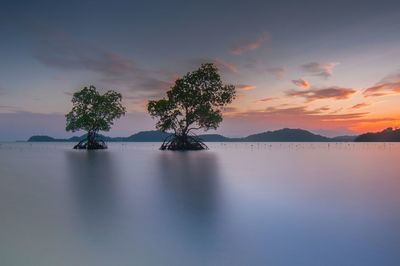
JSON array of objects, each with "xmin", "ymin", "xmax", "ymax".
[
  {"xmin": 27, "ymin": 128, "xmax": 361, "ymax": 142},
  {"xmin": 355, "ymin": 128, "xmax": 400, "ymax": 142},
  {"xmin": 243, "ymin": 128, "xmax": 330, "ymax": 142},
  {"xmin": 28, "ymin": 131, "xmax": 169, "ymax": 142}
]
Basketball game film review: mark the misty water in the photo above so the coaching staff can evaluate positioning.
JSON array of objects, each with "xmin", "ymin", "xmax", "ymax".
[{"xmin": 0, "ymin": 142, "xmax": 400, "ymax": 266}]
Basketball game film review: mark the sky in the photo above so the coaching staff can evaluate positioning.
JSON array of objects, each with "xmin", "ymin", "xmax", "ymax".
[{"xmin": 1, "ymin": 0, "xmax": 400, "ymax": 140}]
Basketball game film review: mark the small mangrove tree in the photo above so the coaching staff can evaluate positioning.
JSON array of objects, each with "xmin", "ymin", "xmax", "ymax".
[
  {"xmin": 66, "ymin": 86, "xmax": 126, "ymax": 149},
  {"xmin": 148, "ymin": 63, "xmax": 236, "ymax": 150}
]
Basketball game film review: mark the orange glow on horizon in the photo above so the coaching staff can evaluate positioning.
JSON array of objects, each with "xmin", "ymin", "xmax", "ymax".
[{"xmin": 350, "ymin": 119, "xmax": 400, "ymax": 134}]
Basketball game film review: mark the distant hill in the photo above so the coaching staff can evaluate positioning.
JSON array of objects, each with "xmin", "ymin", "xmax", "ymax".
[
  {"xmin": 125, "ymin": 131, "xmax": 171, "ymax": 142},
  {"xmin": 27, "ymin": 131, "xmax": 170, "ymax": 142},
  {"xmin": 28, "ymin": 135, "xmax": 59, "ymax": 142},
  {"xmin": 28, "ymin": 128, "xmax": 364, "ymax": 142},
  {"xmin": 28, "ymin": 133, "xmax": 111, "ymax": 142},
  {"xmin": 198, "ymin": 134, "xmax": 231, "ymax": 142},
  {"xmin": 243, "ymin": 128, "xmax": 330, "ymax": 142},
  {"xmin": 355, "ymin": 128, "xmax": 400, "ymax": 142}
]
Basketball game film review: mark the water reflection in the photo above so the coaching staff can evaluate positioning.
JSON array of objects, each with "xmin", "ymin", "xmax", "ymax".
[
  {"xmin": 158, "ymin": 151, "xmax": 220, "ymax": 212},
  {"xmin": 65, "ymin": 150, "xmax": 120, "ymax": 239},
  {"xmin": 2, "ymin": 143, "xmax": 400, "ymax": 265},
  {"xmin": 155, "ymin": 151, "xmax": 222, "ymax": 248}
]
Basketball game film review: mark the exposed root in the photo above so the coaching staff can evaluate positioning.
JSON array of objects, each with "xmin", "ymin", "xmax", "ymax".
[
  {"xmin": 73, "ymin": 139, "xmax": 107, "ymax": 150},
  {"xmin": 160, "ymin": 133, "xmax": 208, "ymax": 151}
]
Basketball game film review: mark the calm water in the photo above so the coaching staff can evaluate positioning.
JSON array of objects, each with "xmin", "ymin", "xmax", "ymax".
[{"xmin": 0, "ymin": 142, "xmax": 400, "ymax": 266}]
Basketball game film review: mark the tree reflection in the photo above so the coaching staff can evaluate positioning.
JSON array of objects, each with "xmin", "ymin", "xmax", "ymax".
[
  {"xmin": 65, "ymin": 150, "xmax": 119, "ymax": 239},
  {"xmin": 156, "ymin": 151, "xmax": 222, "ymax": 248}
]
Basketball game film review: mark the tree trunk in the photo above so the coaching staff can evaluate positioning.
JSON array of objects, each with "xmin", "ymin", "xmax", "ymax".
[
  {"xmin": 87, "ymin": 131, "xmax": 96, "ymax": 149},
  {"xmin": 73, "ymin": 130, "xmax": 107, "ymax": 150}
]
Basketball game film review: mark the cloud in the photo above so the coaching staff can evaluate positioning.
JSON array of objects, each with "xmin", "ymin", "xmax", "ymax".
[
  {"xmin": 330, "ymin": 107, "xmax": 343, "ymax": 114},
  {"xmin": 350, "ymin": 103, "xmax": 370, "ymax": 109},
  {"xmin": 301, "ymin": 62, "xmax": 339, "ymax": 79},
  {"xmin": 363, "ymin": 73, "xmax": 400, "ymax": 97},
  {"xmin": 287, "ymin": 86, "xmax": 356, "ymax": 101},
  {"xmin": 227, "ymin": 106, "xmax": 368, "ymax": 122},
  {"xmin": 259, "ymin": 106, "xmax": 366, "ymax": 119},
  {"xmin": 189, "ymin": 58, "xmax": 237, "ymax": 74},
  {"xmin": 314, "ymin": 106, "xmax": 331, "ymax": 112},
  {"xmin": 128, "ymin": 76, "xmax": 176, "ymax": 102},
  {"xmin": 231, "ymin": 32, "xmax": 270, "ymax": 55},
  {"xmin": 35, "ymin": 36, "xmax": 139, "ymax": 78},
  {"xmin": 292, "ymin": 77, "xmax": 310, "ymax": 89},
  {"xmin": 136, "ymin": 77, "xmax": 174, "ymax": 93},
  {"xmin": 255, "ymin": 97, "xmax": 277, "ymax": 103},
  {"xmin": 222, "ymin": 107, "xmax": 239, "ymax": 113},
  {"xmin": 31, "ymin": 28, "xmax": 176, "ymax": 103},
  {"xmin": 220, "ymin": 105, "xmax": 373, "ymax": 136},
  {"xmin": 237, "ymin": 84, "xmax": 256, "ymax": 91},
  {"xmin": 213, "ymin": 58, "xmax": 238, "ymax": 74},
  {"xmin": 267, "ymin": 67, "xmax": 286, "ymax": 80},
  {"xmin": 228, "ymin": 105, "xmax": 368, "ymax": 121}
]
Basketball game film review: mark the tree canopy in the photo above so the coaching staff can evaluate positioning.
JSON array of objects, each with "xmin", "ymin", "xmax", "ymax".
[
  {"xmin": 66, "ymin": 85, "xmax": 126, "ymax": 149},
  {"xmin": 147, "ymin": 63, "xmax": 236, "ymax": 150}
]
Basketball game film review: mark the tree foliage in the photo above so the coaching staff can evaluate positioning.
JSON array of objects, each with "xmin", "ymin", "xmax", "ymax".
[
  {"xmin": 147, "ymin": 63, "xmax": 236, "ymax": 150},
  {"xmin": 66, "ymin": 85, "xmax": 126, "ymax": 149}
]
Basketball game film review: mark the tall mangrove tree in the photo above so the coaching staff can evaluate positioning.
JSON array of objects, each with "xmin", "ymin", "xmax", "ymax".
[
  {"xmin": 148, "ymin": 63, "xmax": 236, "ymax": 150},
  {"xmin": 66, "ymin": 85, "xmax": 126, "ymax": 149}
]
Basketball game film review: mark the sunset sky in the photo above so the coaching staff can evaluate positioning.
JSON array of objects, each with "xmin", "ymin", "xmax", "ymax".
[{"xmin": 1, "ymin": 0, "xmax": 400, "ymax": 140}]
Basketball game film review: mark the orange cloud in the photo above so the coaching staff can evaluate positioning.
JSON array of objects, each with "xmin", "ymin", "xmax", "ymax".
[
  {"xmin": 222, "ymin": 107, "xmax": 239, "ymax": 114},
  {"xmin": 223, "ymin": 105, "xmax": 372, "ymax": 134},
  {"xmin": 363, "ymin": 81, "xmax": 400, "ymax": 97},
  {"xmin": 259, "ymin": 106, "xmax": 365, "ymax": 120},
  {"xmin": 287, "ymin": 87, "xmax": 356, "ymax": 101},
  {"xmin": 315, "ymin": 106, "xmax": 330, "ymax": 112},
  {"xmin": 223, "ymin": 104, "xmax": 400, "ymax": 135},
  {"xmin": 237, "ymin": 84, "xmax": 256, "ymax": 91},
  {"xmin": 350, "ymin": 102, "xmax": 370, "ymax": 109},
  {"xmin": 292, "ymin": 77, "xmax": 310, "ymax": 89},
  {"xmin": 231, "ymin": 32, "xmax": 270, "ymax": 55},
  {"xmin": 363, "ymin": 73, "xmax": 400, "ymax": 97},
  {"xmin": 227, "ymin": 106, "xmax": 368, "ymax": 121},
  {"xmin": 255, "ymin": 97, "xmax": 277, "ymax": 103}
]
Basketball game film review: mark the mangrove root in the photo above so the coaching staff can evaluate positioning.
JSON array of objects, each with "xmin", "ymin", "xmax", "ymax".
[
  {"xmin": 160, "ymin": 134, "xmax": 208, "ymax": 151},
  {"xmin": 73, "ymin": 139, "xmax": 107, "ymax": 150}
]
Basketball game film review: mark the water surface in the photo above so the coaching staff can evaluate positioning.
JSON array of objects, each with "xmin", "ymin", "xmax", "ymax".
[{"xmin": 0, "ymin": 142, "xmax": 399, "ymax": 265}]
